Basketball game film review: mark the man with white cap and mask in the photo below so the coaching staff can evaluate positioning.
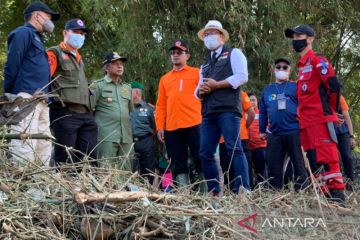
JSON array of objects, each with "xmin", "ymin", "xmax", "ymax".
[{"xmin": 195, "ymin": 20, "xmax": 250, "ymax": 196}]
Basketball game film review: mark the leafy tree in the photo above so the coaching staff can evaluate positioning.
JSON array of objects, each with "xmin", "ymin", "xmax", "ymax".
[{"xmin": 1, "ymin": 0, "xmax": 360, "ymax": 147}]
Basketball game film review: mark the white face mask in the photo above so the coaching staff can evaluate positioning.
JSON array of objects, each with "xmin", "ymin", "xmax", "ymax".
[
  {"xmin": 275, "ymin": 70, "xmax": 289, "ymax": 80},
  {"xmin": 204, "ymin": 35, "xmax": 220, "ymax": 50},
  {"xmin": 67, "ymin": 33, "xmax": 85, "ymax": 49}
]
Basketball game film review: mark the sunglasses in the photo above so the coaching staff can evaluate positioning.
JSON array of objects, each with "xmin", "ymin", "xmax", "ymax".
[
  {"xmin": 275, "ymin": 65, "xmax": 289, "ymax": 70},
  {"xmin": 170, "ymin": 50, "xmax": 186, "ymax": 56}
]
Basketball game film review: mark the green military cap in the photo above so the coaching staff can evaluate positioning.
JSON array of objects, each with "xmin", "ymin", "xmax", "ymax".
[{"xmin": 131, "ymin": 81, "xmax": 144, "ymax": 90}]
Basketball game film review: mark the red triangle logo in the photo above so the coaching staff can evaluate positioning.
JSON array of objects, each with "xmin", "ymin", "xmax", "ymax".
[{"xmin": 238, "ymin": 213, "xmax": 257, "ymax": 233}]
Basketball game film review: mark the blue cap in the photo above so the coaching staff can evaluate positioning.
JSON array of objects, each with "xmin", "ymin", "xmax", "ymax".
[
  {"xmin": 23, "ymin": 1, "xmax": 60, "ymax": 21},
  {"xmin": 285, "ymin": 24, "xmax": 315, "ymax": 38},
  {"xmin": 65, "ymin": 18, "xmax": 89, "ymax": 33}
]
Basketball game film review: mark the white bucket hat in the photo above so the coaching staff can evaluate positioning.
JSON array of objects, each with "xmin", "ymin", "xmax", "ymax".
[{"xmin": 197, "ymin": 20, "xmax": 229, "ymax": 42}]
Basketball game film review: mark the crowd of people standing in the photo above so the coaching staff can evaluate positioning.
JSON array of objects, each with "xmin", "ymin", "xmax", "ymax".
[{"xmin": 3, "ymin": 2, "xmax": 357, "ymax": 207}]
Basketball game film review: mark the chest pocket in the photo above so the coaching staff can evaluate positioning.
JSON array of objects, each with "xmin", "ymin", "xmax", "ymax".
[
  {"xmin": 101, "ymin": 90, "xmax": 117, "ymax": 103},
  {"xmin": 297, "ymin": 69, "xmax": 316, "ymax": 95},
  {"xmin": 180, "ymin": 77, "xmax": 197, "ymax": 95},
  {"xmin": 213, "ymin": 58, "xmax": 229, "ymax": 71},
  {"xmin": 28, "ymin": 37, "xmax": 45, "ymax": 63}
]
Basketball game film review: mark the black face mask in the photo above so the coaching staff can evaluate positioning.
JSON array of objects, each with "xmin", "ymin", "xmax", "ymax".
[{"xmin": 292, "ymin": 39, "xmax": 308, "ymax": 52}]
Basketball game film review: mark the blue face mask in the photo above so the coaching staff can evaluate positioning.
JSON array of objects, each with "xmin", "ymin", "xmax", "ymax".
[
  {"xmin": 204, "ymin": 35, "xmax": 220, "ymax": 50},
  {"xmin": 67, "ymin": 33, "xmax": 85, "ymax": 49}
]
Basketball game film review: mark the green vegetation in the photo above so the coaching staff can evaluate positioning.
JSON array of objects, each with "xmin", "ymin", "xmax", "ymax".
[{"xmin": 1, "ymin": 0, "xmax": 360, "ymax": 148}]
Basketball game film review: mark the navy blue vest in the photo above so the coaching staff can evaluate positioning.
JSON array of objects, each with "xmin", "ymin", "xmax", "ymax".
[{"xmin": 201, "ymin": 46, "xmax": 241, "ymax": 116}]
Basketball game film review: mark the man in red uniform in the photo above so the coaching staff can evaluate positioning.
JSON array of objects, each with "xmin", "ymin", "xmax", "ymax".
[{"xmin": 285, "ymin": 25, "xmax": 346, "ymax": 204}]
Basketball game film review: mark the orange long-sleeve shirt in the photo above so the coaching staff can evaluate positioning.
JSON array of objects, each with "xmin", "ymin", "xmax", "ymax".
[
  {"xmin": 47, "ymin": 42, "xmax": 82, "ymax": 77},
  {"xmin": 240, "ymin": 91, "xmax": 252, "ymax": 140},
  {"xmin": 340, "ymin": 95, "xmax": 349, "ymax": 112},
  {"xmin": 248, "ymin": 107, "xmax": 267, "ymax": 150},
  {"xmin": 155, "ymin": 64, "xmax": 201, "ymax": 131}
]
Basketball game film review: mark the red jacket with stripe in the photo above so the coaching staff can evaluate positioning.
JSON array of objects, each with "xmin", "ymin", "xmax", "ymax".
[{"xmin": 296, "ymin": 50, "xmax": 340, "ymax": 129}]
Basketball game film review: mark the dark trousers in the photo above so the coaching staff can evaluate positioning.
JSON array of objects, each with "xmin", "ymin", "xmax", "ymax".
[
  {"xmin": 200, "ymin": 112, "xmax": 250, "ymax": 193},
  {"xmin": 164, "ymin": 125, "xmax": 201, "ymax": 176},
  {"xmin": 242, "ymin": 140, "xmax": 253, "ymax": 188},
  {"xmin": 266, "ymin": 131, "xmax": 309, "ymax": 191},
  {"xmin": 133, "ymin": 135, "xmax": 157, "ymax": 184},
  {"xmin": 251, "ymin": 147, "xmax": 267, "ymax": 185},
  {"xmin": 219, "ymin": 142, "xmax": 234, "ymax": 190},
  {"xmin": 220, "ymin": 142, "xmax": 267, "ymax": 190},
  {"xmin": 50, "ymin": 107, "xmax": 98, "ymax": 167},
  {"xmin": 337, "ymin": 133, "xmax": 354, "ymax": 181}
]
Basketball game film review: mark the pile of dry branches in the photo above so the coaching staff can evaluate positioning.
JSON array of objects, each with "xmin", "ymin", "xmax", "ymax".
[{"xmin": 0, "ymin": 158, "xmax": 359, "ymax": 240}]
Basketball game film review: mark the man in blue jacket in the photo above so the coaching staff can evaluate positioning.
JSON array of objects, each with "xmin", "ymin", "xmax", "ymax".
[
  {"xmin": 259, "ymin": 58, "xmax": 309, "ymax": 191},
  {"xmin": 3, "ymin": 2, "xmax": 60, "ymax": 166}
]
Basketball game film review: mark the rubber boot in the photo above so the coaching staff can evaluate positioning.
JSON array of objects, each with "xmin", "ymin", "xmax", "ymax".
[
  {"xmin": 197, "ymin": 173, "xmax": 208, "ymax": 194},
  {"xmin": 175, "ymin": 173, "xmax": 190, "ymax": 188}
]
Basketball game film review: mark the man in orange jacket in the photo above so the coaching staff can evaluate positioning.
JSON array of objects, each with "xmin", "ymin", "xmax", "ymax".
[{"xmin": 155, "ymin": 40, "xmax": 202, "ymax": 186}]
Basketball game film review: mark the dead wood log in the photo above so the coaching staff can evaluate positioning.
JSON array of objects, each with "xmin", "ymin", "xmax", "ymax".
[{"xmin": 74, "ymin": 191, "xmax": 176, "ymax": 204}]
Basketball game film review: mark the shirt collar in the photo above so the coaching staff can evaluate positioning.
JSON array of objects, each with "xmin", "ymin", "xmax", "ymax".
[
  {"xmin": 60, "ymin": 42, "xmax": 81, "ymax": 60},
  {"xmin": 139, "ymin": 100, "xmax": 147, "ymax": 107},
  {"xmin": 135, "ymin": 100, "xmax": 146, "ymax": 108},
  {"xmin": 299, "ymin": 49, "xmax": 315, "ymax": 65},
  {"xmin": 172, "ymin": 64, "xmax": 190, "ymax": 72},
  {"xmin": 24, "ymin": 23, "xmax": 42, "ymax": 37},
  {"xmin": 24, "ymin": 23, "xmax": 37, "ymax": 31},
  {"xmin": 213, "ymin": 45, "xmax": 223, "ymax": 57},
  {"xmin": 104, "ymin": 75, "xmax": 114, "ymax": 83}
]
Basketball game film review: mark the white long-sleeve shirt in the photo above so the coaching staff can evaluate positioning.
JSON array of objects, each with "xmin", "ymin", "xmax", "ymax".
[{"xmin": 194, "ymin": 45, "xmax": 248, "ymax": 99}]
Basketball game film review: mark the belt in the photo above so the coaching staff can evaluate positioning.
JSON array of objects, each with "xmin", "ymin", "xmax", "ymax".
[
  {"xmin": 133, "ymin": 133, "xmax": 153, "ymax": 142},
  {"xmin": 50, "ymin": 102, "xmax": 90, "ymax": 113}
]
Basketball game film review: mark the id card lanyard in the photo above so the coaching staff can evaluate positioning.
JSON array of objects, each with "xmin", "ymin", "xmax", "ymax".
[{"xmin": 274, "ymin": 81, "xmax": 288, "ymax": 110}]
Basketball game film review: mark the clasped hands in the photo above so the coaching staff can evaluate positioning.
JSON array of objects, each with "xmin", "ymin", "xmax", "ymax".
[{"xmin": 198, "ymin": 78, "xmax": 218, "ymax": 96}]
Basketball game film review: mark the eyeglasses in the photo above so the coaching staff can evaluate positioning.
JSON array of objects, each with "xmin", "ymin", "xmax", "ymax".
[
  {"xmin": 171, "ymin": 50, "xmax": 186, "ymax": 56},
  {"xmin": 275, "ymin": 65, "xmax": 289, "ymax": 70},
  {"xmin": 204, "ymin": 32, "xmax": 220, "ymax": 37}
]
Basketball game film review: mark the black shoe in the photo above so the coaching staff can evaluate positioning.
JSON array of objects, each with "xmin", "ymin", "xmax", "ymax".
[
  {"xmin": 345, "ymin": 181, "xmax": 354, "ymax": 191},
  {"xmin": 328, "ymin": 189, "xmax": 346, "ymax": 207}
]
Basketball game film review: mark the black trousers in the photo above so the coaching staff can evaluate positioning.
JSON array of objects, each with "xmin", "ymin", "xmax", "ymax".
[
  {"xmin": 133, "ymin": 134, "xmax": 157, "ymax": 184},
  {"xmin": 164, "ymin": 125, "xmax": 201, "ymax": 176},
  {"xmin": 337, "ymin": 132, "xmax": 354, "ymax": 181},
  {"xmin": 50, "ymin": 107, "xmax": 98, "ymax": 167},
  {"xmin": 266, "ymin": 131, "xmax": 309, "ymax": 191},
  {"xmin": 251, "ymin": 147, "xmax": 267, "ymax": 184}
]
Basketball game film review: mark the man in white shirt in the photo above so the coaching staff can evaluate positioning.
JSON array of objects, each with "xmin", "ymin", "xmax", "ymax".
[{"xmin": 195, "ymin": 20, "xmax": 249, "ymax": 196}]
